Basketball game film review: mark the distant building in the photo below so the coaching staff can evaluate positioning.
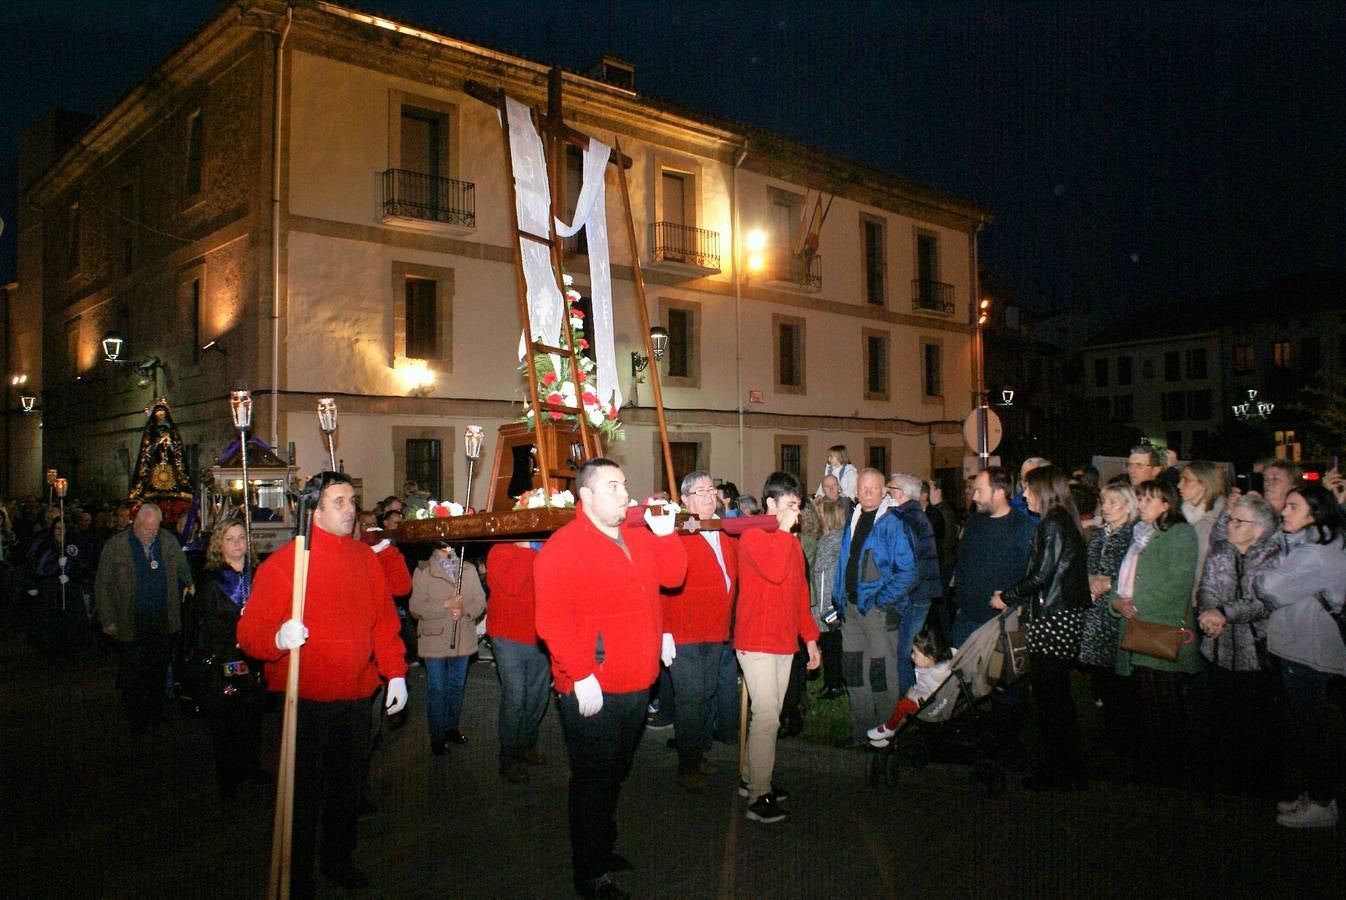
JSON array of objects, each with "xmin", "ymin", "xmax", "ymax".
[
  {"xmin": 1080, "ymin": 270, "xmax": 1345, "ymax": 464},
  {"xmin": 11, "ymin": 0, "xmax": 989, "ymax": 503}
]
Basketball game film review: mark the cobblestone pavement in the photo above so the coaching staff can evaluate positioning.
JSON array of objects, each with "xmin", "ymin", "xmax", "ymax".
[{"xmin": 2, "ymin": 613, "xmax": 1343, "ymax": 899}]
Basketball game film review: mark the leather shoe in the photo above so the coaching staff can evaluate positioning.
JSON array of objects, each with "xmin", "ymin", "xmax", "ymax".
[
  {"xmin": 608, "ymin": 852, "xmax": 633, "ymax": 872},
  {"xmin": 321, "ymin": 861, "xmax": 370, "ymax": 889},
  {"xmin": 430, "ymin": 739, "xmax": 448, "ymax": 756},
  {"xmin": 446, "ymin": 729, "xmax": 469, "ymax": 745},
  {"xmin": 520, "ymin": 748, "xmax": 546, "ymax": 766},
  {"xmin": 500, "ymin": 763, "xmax": 529, "ymax": 783}
]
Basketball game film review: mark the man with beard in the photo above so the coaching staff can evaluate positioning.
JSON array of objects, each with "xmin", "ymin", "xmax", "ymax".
[{"xmin": 947, "ymin": 466, "xmax": 1037, "ymax": 647}]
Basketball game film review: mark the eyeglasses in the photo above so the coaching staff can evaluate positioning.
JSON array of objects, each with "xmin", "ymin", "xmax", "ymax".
[
  {"xmin": 686, "ymin": 488, "xmax": 717, "ymax": 497},
  {"xmin": 1228, "ymin": 517, "xmax": 1258, "ymax": 526}
]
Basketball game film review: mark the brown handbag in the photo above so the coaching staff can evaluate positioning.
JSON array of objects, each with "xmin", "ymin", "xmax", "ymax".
[{"xmin": 1119, "ymin": 617, "xmax": 1193, "ymax": 662}]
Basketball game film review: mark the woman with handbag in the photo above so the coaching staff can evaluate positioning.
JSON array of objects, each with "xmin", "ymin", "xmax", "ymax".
[
  {"xmin": 410, "ymin": 544, "xmax": 486, "ymax": 754},
  {"xmin": 991, "ymin": 465, "xmax": 1091, "ymax": 792},
  {"xmin": 191, "ymin": 520, "xmax": 268, "ymax": 798},
  {"xmin": 1252, "ymin": 483, "xmax": 1346, "ymax": 829},
  {"xmin": 1195, "ymin": 494, "xmax": 1280, "ymax": 797},
  {"xmin": 1109, "ymin": 479, "xmax": 1199, "ymax": 787}
]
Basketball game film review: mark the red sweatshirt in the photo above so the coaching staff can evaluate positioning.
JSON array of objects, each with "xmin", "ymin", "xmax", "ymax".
[
  {"xmin": 237, "ymin": 525, "xmax": 408, "ymax": 701},
  {"xmin": 534, "ymin": 507, "xmax": 687, "ymax": 693},
  {"xmin": 486, "ymin": 543, "xmax": 538, "ymax": 645},
  {"xmin": 733, "ymin": 529, "xmax": 819, "ymax": 654},
  {"xmin": 662, "ymin": 530, "xmax": 736, "ymax": 644}
]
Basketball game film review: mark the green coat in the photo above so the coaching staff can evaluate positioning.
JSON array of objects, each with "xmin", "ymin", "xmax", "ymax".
[
  {"xmin": 1113, "ymin": 522, "xmax": 1199, "ymax": 676},
  {"xmin": 94, "ymin": 528, "xmax": 194, "ymax": 642}
]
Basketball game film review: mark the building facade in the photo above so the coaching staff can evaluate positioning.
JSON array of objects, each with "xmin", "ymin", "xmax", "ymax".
[{"xmin": 13, "ymin": 1, "xmax": 989, "ymax": 505}]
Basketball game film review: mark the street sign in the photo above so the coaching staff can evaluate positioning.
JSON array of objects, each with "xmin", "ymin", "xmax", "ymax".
[{"xmin": 962, "ymin": 406, "xmax": 1003, "ymax": 453}]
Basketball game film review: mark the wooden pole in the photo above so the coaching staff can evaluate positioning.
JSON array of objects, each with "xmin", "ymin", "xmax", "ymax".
[
  {"xmin": 267, "ymin": 518, "xmax": 312, "ymax": 900},
  {"xmin": 613, "ymin": 138, "xmax": 678, "ymax": 495}
]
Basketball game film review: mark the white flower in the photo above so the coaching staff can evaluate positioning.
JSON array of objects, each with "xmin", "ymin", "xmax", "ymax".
[
  {"xmin": 587, "ymin": 409, "xmax": 604, "ymax": 426},
  {"xmin": 445, "ymin": 502, "xmax": 465, "ymax": 516},
  {"xmin": 526, "ymin": 490, "xmax": 546, "ymax": 509},
  {"xmin": 563, "ymin": 273, "xmax": 574, "ymax": 287},
  {"xmin": 551, "ymin": 490, "xmax": 574, "ymax": 508}
]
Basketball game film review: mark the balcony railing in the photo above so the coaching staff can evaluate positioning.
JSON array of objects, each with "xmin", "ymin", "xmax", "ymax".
[
  {"xmin": 766, "ymin": 251, "xmax": 822, "ymax": 291},
  {"xmin": 381, "ymin": 169, "xmax": 475, "ymax": 228},
  {"xmin": 650, "ymin": 222, "xmax": 721, "ymax": 272},
  {"xmin": 912, "ymin": 278, "xmax": 955, "ymax": 315}
]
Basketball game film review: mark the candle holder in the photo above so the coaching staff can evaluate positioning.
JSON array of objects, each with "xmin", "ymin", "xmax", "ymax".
[
  {"xmin": 317, "ymin": 398, "xmax": 338, "ymax": 471},
  {"xmin": 229, "ymin": 389, "xmax": 255, "ymax": 559}
]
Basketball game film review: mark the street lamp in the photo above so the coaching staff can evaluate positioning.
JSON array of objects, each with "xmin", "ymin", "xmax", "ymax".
[
  {"xmin": 101, "ymin": 330, "xmax": 164, "ymax": 393},
  {"xmin": 20, "ymin": 395, "xmax": 36, "ymax": 413},
  {"xmin": 631, "ymin": 325, "xmax": 669, "ymax": 376},
  {"xmin": 1232, "ymin": 388, "xmax": 1274, "ymax": 421},
  {"xmin": 745, "ymin": 229, "xmax": 767, "ymax": 278}
]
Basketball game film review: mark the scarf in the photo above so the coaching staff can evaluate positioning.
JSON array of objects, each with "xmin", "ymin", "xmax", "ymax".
[
  {"xmin": 213, "ymin": 565, "xmax": 251, "ymax": 608},
  {"xmin": 1116, "ymin": 521, "xmax": 1156, "ymax": 599}
]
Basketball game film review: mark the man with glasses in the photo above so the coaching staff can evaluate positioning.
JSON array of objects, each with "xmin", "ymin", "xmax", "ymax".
[
  {"xmin": 662, "ymin": 470, "xmax": 736, "ymax": 791},
  {"xmin": 1126, "ymin": 446, "xmax": 1164, "ymax": 487}
]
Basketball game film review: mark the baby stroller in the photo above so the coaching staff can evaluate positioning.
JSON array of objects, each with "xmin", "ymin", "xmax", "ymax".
[{"xmin": 866, "ymin": 608, "xmax": 1027, "ymax": 795}]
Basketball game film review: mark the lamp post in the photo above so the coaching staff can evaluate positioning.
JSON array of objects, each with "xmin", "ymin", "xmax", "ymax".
[
  {"xmin": 449, "ymin": 425, "xmax": 486, "ymax": 650},
  {"xmin": 230, "ymin": 390, "xmax": 254, "ymax": 556},
  {"xmin": 317, "ymin": 398, "xmax": 338, "ymax": 471}
]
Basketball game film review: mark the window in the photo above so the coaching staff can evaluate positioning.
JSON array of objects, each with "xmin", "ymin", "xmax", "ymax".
[
  {"xmin": 562, "ymin": 145, "xmax": 587, "ymax": 255},
  {"xmin": 1094, "ymin": 358, "xmax": 1109, "ymax": 388},
  {"xmin": 867, "ymin": 440, "xmax": 889, "ymax": 475},
  {"xmin": 658, "ymin": 298, "xmax": 700, "ymax": 387},
  {"xmin": 1166, "ymin": 431, "xmax": 1183, "ymax": 457},
  {"xmin": 916, "ymin": 230, "xmax": 939, "ymax": 283},
  {"xmin": 185, "ymin": 110, "xmax": 204, "ymax": 197},
  {"xmin": 863, "ymin": 330, "xmax": 889, "ymax": 400},
  {"xmin": 118, "ymin": 184, "xmax": 135, "ymax": 275},
  {"xmin": 1274, "ymin": 430, "xmax": 1301, "ymax": 463},
  {"xmin": 401, "ymin": 106, "xmax": 445, "ymax": 178},
  {"xmin": 1233, "ymin": 344, "xmax": 1255, "ymax": 373},
  {"xmin": 1117, "ymin": 355, "xmax": 1133, "ymax": 386},
  {"xmin": 775, "ymin": 437, "xmax": 807, "ymax": 480},
  {"xmin": 1187, "ymin": 389, "xmax": 1212, "ymax": 420},
  {"xmin": 1164, "ymin": 351, "xmax": 1181, "ymax": 382},
  {"xmin": 1112, "ymin": 394, "xmax": 1133, "ymax": 423},
  {"xmin": 922, "ymin": 341, "xmax": 943, "ymax": 397},
  {"xmin": 768, "ymin": 189, "xmax": 804, "ymax": 282},
  {"xmin": 405, "ymin": 438, "xmax": 442, "ymax": 498},
  {"xmin": 67, "ymin": 201, "xmax": 81, "ymax": 272},
  {"xmin": 1273, "ymin": 341, "xmax": 1292, "ymax": 369},
  {"xmin": 1186, "ymin": 348, "xmax": 1208, "ymax": 380},
  {"xmin": 862, "ymin": 216, "xmax": 885, "ymax": 306},
  {"xmin": 774, "ymin": 315, "xmax": 805, "ymax": 393},
  {"xmin": 1161, "ymin": 391, "xmax": 1186, "ymax": 421},
  {"xmin": 661, "ymin": 171, "xmax": 689, "ymax": 227},
  {"xmin": 1142, "ymin": 358, "xmax": 1155, "ymax": 380},
  {"xmin": 666, "ymin": 441, "xmax": 700, "ymax": 495},
  {"xmin": 1302, "ymin": 337, "xmax": 1321, "ymax": 375},
  {"xmin": 405, "ymin": 277, "xmax": 438, "ymax": 359},
  {"xmin": 392, "ymin": 262, "xmax": 453, "ymax": 368}
]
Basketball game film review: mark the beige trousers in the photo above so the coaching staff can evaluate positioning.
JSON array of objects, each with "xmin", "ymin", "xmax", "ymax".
[{"xmin": 736, "ymin": 650, "xmax": 793, "ymax": 802}]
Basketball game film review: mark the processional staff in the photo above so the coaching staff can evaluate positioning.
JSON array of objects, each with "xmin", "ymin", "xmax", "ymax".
[
  {"xmin": 54, "ymin": 477, "xmax": 68, "ymax": 611},
  {"xmin": 229, "ymin": 389, "xmax": 254, "ymax": 561},
  {"xmin": 317, "ymin": 398, "xmax": 338, "ymax": 472},
  {"xmin": 449, "ymin": 425, "xmax": 485, "ymax": 651}
]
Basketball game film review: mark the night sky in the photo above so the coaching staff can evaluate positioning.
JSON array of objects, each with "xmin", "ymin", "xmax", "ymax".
[{"xmin": 2, "ymin": 1, "xmax": 1342, "ymax": 322}]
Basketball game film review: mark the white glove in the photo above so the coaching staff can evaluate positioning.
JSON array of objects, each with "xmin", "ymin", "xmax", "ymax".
[
  {"xmin": 661, "ymin": 632, "xmax": 677, "ymax": 668},
  {"xmin": 385, "ymin": 677, "xmax": 408, "ymax": 715},
  {"xmin": 275, "ymin": 619, "xmax": 309, "ymax": 650},
  {"xmin": 58, "ymin": 557, "xmax": 68, "ymax": 567},
  {"xmin": 58, "ymin": 574, "xmax": 70, "ymax": 585},
  {"xmin": 573, "ymin": 674, "xmax": 604, "ymax": 717},
  {"xmin": 644, "ymin": 504, "xmax": 677, "ymax": 537}
]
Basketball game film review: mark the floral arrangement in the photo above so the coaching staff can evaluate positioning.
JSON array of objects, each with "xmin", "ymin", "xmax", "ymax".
[
  {"xmin": 518, "ymin": 274, "xmax": 623, "ymax": 442},
  {"xmin": 407, "ymin": 500, "xmax": 466, "ymax": 519},
  {"xmin": 513, "ymin": 488, "xmax": 575, "ymax": 510}
]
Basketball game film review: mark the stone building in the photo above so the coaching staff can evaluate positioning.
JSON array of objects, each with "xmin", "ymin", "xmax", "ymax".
[{"xmin": 12, "ymin": 0, "xmax": 988, "ymax": 505}]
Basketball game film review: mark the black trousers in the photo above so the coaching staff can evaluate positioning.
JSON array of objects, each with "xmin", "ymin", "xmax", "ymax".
[
  {"xmin": 1028, "ymin": 653, "xmax": 1085, "ymax": 787},
  {"xmin": 819, "ymin": 630, "xmax": 844, "ymax": 691},
  {"xmin": 1208, "ymin": 665, "xmax": 1281, "ymax": 797},
  {"xmin": 669, "ymin": 642, "xmax": 722, "ymax": 773},
  {"xmin": 291, "ymin": 697, "xmax": 370, "ymax": 892},
  {"xmin": 116, "ymin": 617, "xmax": 172, "ymax": 731},
  {"xmin": 557, "ymin": 688, "xmax": 648, "ymax": 883},
  {"xmin": 202, "ymin": 694, "xmax": 265, "ymax": 791}
]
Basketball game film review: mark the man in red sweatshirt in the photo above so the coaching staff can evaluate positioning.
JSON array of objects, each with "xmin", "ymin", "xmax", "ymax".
[
  {"xmin": 535, "ymin": 458, "xmax": 687, "ymax": 900},
  {"xmin": 734, "ymin": 471, "xmax": 820, "ymax": 825},
  {"xmin": 486, "ymin": 541, "xmax": 549, "ymax": 783},
  {"xmin": 662, "ymin": 469, "xmax": 736, "ymax": 791},
  {"xmin": 237, "ymin": 472, "xmax": 408, "ymax": 897}
]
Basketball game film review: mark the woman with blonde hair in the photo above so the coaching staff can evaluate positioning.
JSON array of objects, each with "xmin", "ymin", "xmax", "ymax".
[{"xmin": 1178, "ymin": 460, "xmax": 1227, "ymax": 590}]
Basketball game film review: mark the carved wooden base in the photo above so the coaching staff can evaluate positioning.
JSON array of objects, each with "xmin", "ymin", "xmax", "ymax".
[{"xmin": 396, "ymin": 507, "xmax": 575, "ymax": 544}]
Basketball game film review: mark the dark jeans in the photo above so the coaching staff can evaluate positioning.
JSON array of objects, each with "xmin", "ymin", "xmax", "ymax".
[
  {"xmin": 1125, "ymin": 666, "xmax": 1189, "ymax": 787},
  {"xmin": 895, "ymin": 600, "xmax": 931, "ymax": 695},
  {"xmin": 713, "ymin": 641, "xmax": 739, "ymax": 742},
  {"xmin": 424, "ymin": 655, "xmax": 469, "ymax": 741},
  {"xmin": 558, "ymin": 688, "xmax": 648, "ymax": 883},
  {"xmin": 1280, "ymin": 659, "xmax": 1336, "ymax": 803},
  {"xmin": 1028, "ymin": 653, "xmax": 1084, "ymax": 786},
  {"xmin": 116, "ymin": 617, "xmax": 172, "ymax": 731},
  {"xmin": 818, "ymin": 630, "xmax": 844, "ymax": 691},
  {"xmin": 669, "ymin": 641, "xmax": 722, "ymax": 772},
  {"xmin": 494, "ymin": 636, "xmax": 551, "ymax": 766},
  {"xmin": 1208, "ymin": 665, "xmax": 1281, "ymax": 797},
  {"xmin": 291, "ymin": 697, "xmax": 370, "ymax": 894},
  {"xmin": 203, "ymin": 694, "xmax": 265, "ymax": 791}
]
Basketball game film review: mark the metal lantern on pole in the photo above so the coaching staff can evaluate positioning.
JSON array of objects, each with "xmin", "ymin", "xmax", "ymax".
[
  {"xmin": 317, "ymin": 398, "xmax": 338, "ymax": 471},
  {"xmin": 448, "ymin": 425, "xmax": 486, "ymax": 651},
  {"xmin": 46, "ymin": 468, "xmax": 57, "ymax": 507},
  {"xmin": 54, "ymin": 477, "xmax": 69, "ymax": 610},
  {"xmin": 230, "ymin": 389, "xmax": 255, "ymax": 555}
]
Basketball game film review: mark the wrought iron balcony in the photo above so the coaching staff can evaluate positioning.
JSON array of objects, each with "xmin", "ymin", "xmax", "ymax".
[
  {"xmin": 912, "ymin": 278, "xmax": 955, "ymax": 315},
  {"xmin": 766, "ymin": 251, "xmax": 822, "ymax": 291},
  {"xmin": 650, "ymin": 222, "xmax": 721, "ymax": 272},
  {"xmin": 381, "ymin": 169, "xmax": 475, "ymax": 228}
]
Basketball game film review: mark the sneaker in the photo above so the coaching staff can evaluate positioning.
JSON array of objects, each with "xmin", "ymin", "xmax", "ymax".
[
  {"xmin": 867, "ymin": 723, "xmax": 895, "ymax": 742},
  {"xmin": 738, "ymin": 780, "xmax": 789, "ymax": 803},
  {"xmin": 646, "ymin": 714, "xmax": 674, "ymax": 730},
  {"xmin": 745, "ymin": 793, "xmax": 788, "ymax": 824},
  {"xmin": 868, "ymin": 737, "xmax": 891, "ymax": 749},
  {"xmin": 1277, "ymin": 793, "xmax": 1309, "ymax": 815},
  {"xmin": 1277, "ymin": 798, "xmax": 1338, "ymax": 829}
]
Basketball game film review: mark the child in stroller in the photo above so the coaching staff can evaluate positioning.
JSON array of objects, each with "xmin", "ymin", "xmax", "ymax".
[{"xmin": 866, "ymin": 625, "xmax": 953, "ymax": 748}]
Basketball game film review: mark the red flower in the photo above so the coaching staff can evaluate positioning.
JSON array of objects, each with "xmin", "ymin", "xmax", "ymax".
[
  {"xmin": 570, "ymin": 309, "xmax": 584, "ymax": 319},
  {"xmin": 547, "ymin": 392, "xmax": 563, "ymax": 405},
  {"xmin": 607, "ymin": 406, "xmax": 618, "ymax": 420},
  {"xmin": 542, "ymin": 371, "xmax": 557, "ymax": 386},
  {"xmin": 582, "ymin": 391, "xmax": 598, "ymax": 406},
  {"xmin": 433, "ymin": 505, "xmax": 450, "ymax": 517},
  {"xmin": 577, "ymin": 338, "xmax": 589, "ymax": 350},
  {"xmin": 548, "ymin": 411, "xmax": 563, "ymax": 421}
]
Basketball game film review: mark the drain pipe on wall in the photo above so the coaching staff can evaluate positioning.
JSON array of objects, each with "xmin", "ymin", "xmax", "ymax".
[
  {"xmin": 269, "ymin": 5, "xmax": 293, "ymax": 449},
  {"xmin": 731, "ymin": 143, "xmax": 749, "ymax": 488}
]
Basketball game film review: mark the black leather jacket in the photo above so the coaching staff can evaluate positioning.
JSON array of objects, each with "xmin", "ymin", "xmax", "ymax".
[{"xmin": 1001, "ymin": 507, "xmax": 1090, "ymax": 620}]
